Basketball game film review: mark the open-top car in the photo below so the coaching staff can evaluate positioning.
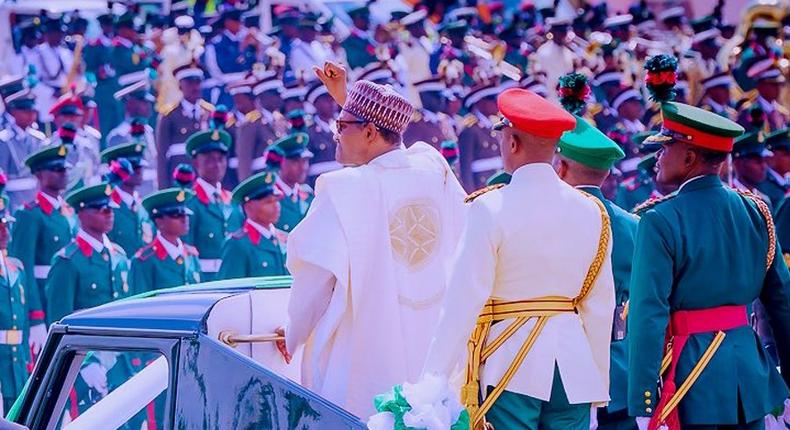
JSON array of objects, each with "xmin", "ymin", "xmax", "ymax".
[{"xmin": 5, "ymin": 276, "xmax": 365, "ymax": 430}]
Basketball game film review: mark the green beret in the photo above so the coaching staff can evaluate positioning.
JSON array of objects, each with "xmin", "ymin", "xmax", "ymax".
[
  {"xmin": 65, "ymin": 182, "xmax": 114, "ymax": 211},
  {"xmin": 186, "ymin": 129, "xmax": 232, "ymax": 157},
  {"xmin": 732, "ymin": 131, "xmax": 772, "ymax": 159},
  {"xmin": 25, "ymin": 144, "xmax": 70, "ymax": 172},
  {"xmin": 557, "ymin": 117, "xmax": 625, "ymax": 170},
  {"xmin": 766, "ymin": 128, "xmax": 790, "ymax": 151},
  {"xmin": 142, "ymin": 188, "xmax": 195, "ymax": 218},
  {"xmin": 100, "ymin": 142, "xmax": 147, "ymax": 165},
  {"xmin": 232, "ymin": 171, "xmax": 283, "ymax": 204},
  {"xmin": 273, "ymin": 132, "xmax": 313, "ymax": 159},
  {"xmin": 486, "ymin": 171, "xmax": 512, "ymax": 186}
]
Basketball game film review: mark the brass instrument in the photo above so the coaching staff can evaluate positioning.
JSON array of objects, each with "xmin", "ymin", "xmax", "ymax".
[
  {"xmin": 63, "ymin": 34, "xmax": 84, "ymax": 93},
  {"xmin": 464, "ymin": 35, "xmax": 522, "ymax": 82}
]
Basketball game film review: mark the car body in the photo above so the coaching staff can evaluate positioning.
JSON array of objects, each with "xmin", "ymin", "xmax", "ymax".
[{"xmin": 6, "ymin": 276, "xmax": 365, "ymax": 430}]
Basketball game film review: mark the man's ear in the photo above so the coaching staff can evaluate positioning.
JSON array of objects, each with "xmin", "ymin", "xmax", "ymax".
[
  {"xmin": 684, "ymin": 145, "xmax": 698, "ymax": 170},
  {"xmin": 510, "ymin": 132, "xmax": 521, "ymax": 154}
]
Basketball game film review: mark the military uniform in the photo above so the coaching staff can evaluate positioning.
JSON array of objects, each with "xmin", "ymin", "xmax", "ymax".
[
  {"xmin": 218, "ymin": 172, "xmax": 288, "ymax": 279},
  {"xmin": 182, "ymin": 128, "xmax": 243, "ymax": 280},
  {"xmin": 45, "ymin": 183, "xmax": 131, "ymax": 324},
  {"xmin": 110, "ymin": 14, "xmax": 156, "ymax": 91},
  {"xmin": 10, "ymin": 145, "xmax": 76, "ymax": 325},
  {"xmin": 458, "ymin": 84, "xmax": 503, "ymax": 192},
  {"xmin": 130, "ymin": 189, "xmax": 201, "ymax": 294},
  {"xmin": 304, "ymin": 83, "xmax": 340, "ymax": 183},
  {"xmin": 615, "ymin": 170, "xmax": 658, "ymax": 212},
  {"xmin": 628, "ymin": 102, "xmax": 790, "ymax": 429},
  {"xmin": 235, "ymin": 109, "xmax": 281, "ymax": 181},
  {"xmin": 84, "ymin": 24, "xmax": 123, "ymax": 139},
  {"xmin": 101, "ymin": 143, "xmax": 154, "ymax": 256},
  {"xmin": 0, "ymin": 240, "xmax": 30, "ymax": 412},
  {"xmin": 271, "ymin": 133, "xmax": 314, "ymax": 236},
  {"xmin": 49, "ymin": 98, "xmax": 103, "ymax": 189},
  {"xmin": 341, "ymin": 15, "xmax": 377, "ymax": 70},
  {"xmin": 698, "ymin": 72, "xmax": 738, "ymax": 121}
]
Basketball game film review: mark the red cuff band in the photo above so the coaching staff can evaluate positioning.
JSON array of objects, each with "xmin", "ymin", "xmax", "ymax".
[{"xmin": 29, "ymin": 310, "xmax": 45, "ymax": 320}]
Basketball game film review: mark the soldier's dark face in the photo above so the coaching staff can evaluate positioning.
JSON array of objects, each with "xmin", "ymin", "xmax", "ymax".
[
  {"xmin": 281, "ymin": 157, "xmax": 309, "ymax": 185},
  {"xmin": 232, "ymin": 94, "xmax": 256, "ymax": 113},
  {"xmin": 117, "ymin": 27, "xmax": 139, "ymax": 43},
  {"xmin": 768, "ymin": 149, "xmax": 790, "ymax": 176},
  {"xmin": 656, "ymin": 142, "xmax": 687, "ymax": 187},
  {"xmin": 156, "ymin": 213, "xmax": 189, "ymax": 237},
  {"xmin": 37, "ymin": 168, "xmax": 68, "ymax": 192},
  {"xmin": 78, "ymin": 206, "xmax": 114, "ymax": 235},
  {"xmin": 476, "ymin": 96, "xmax": 499, "ymax": 117},
  {"xmin": 126, "ymin": 166, "xmax": 144, "ymax": 188},
  {"xmin": 244, "ymin": 195, "xmax": 281, "ymax": 226},
  {"xmin": 352, "ymin": 14, "xmax": 369, "ymax": 31},
  {"xmin": 707, "ymin": 86, "xmax": 730, "ymax": 106},
  {"xmin": 314, "ymin": 94, "xmax": 338, "ymax": 119},
  {"xmin": 757, "ymin": 81, "xmax": 782, "ymax": 102},
  {"xmin": 734, "ymin": 156, "xmax": 768, "ymax": 185},
  {"xmin": 258, "ymin": 91, "xmax": 282, "ymax": 113},
  {"xmin": 619, "ymin": 100, "xmax": 645, "ymax": 121},
  {"xmin": 194, "ymin": 150, "xmax": 227, "ymax": 185},
  {"xmin": 10, "ymin": 108, "xmax": 37, "ymax": 129},
  {"xmin": 420, "ymin": 92, "xmax": 444, "ymax": 113},
  {"xmin": 179, "ymin": 78, "xmax": 203, "ymax": 103},
  {"xmin": 127, "ymin": 98, "xmax": 152, "ymax": 118}
]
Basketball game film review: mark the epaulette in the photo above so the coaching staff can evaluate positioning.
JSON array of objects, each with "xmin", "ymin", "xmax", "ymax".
[
  {"xmin": 777, "ymin": 105, "xmax": 789, "ymax": 116},
  {"xmin": 632, "ymin": 192, "xmax": 677, "ymax": 215},
  {"xmin": 7, "ymin": 257, "xmax": 23, "ymax": 271},
  {"xmin": 230, "ymin": 228, "xmax": 246, "ymax": 240},
  {"xmin": 226, "ymin": 116, "xmax": 236, "ymax": 128},
  {"xmin": 185, "ymin": 244, "xmax": 199, "ymax": 256},
  {"xmin": 462, "ymin": 113, "xmax": 478, "ymax": 129},
  {"xmin": 23, "ymin": 200, "xmax": 38, "ymax": 210},
  {"xmin": 198, "ymin": 99, "xmax": 214, "ymax": 112},
  {"xmin": 83, "ymin": 125, "xmax": 102, "ymax": 140},
  {"xmin": 273, "ymin": 111, "xmax": 285, "ymax": 121},
  {"xmin": 112, "ymin": 243, "xmax": 127, "ymax": 257},
  {"xmin": 56, "ymin": 242, "xmax": 79, "ymax": 259},
  {"xmin": 588, "ymin": 103, "xmax": 603, "ymax": 116},
  {"xmin": 0, "ymin": 129, "xmax": 11, "ymax": 142},
  {"xmin": 300, "ymin": 183, "xmax": 314, "ymax": 193},
  {"xmin": 135, "ymin": 242, "xmax": 156, "ymax": 261},
  {"xmin": 412, "ymin": 110, "xmax": 423, "ymax": 122},
  {"xmin": 26, "ymin": 128, "xmax": 46, "ymax": 141},
  {"xmin": 735, "ymin": 189, "xmax": 776, "ymax": 269},
  {"xmin": 623, "ymin": 176, "xmax": 641, "ymax": 191},
  {"xmin": 245, "ymin": 110, "xmax": 262, "ymax": 123},
  {"xmin": 465, "ymin": 183, "xmax": 505, "ymax": 203},
  {"xmin": 159, "ymin": 101, "xmax": 178, "ymax": 116}
]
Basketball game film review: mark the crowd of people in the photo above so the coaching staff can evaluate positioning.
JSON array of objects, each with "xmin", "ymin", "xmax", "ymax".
[{"xmin": 0, "ymin": 0, "xmax": 789, "ymax": 428}]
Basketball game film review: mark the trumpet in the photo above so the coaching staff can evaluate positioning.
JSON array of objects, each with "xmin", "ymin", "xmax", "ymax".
[
  {"xmin": 464, "ymin": 35, "xmax": 522, "ymax": 82},
  {"xmin": 63, "ymin": 34, "xmax": 84, "ymax": 94}
]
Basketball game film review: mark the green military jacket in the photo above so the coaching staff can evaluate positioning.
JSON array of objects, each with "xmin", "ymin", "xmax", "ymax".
[
  {"xmin": 756, "ymin": 168, "xmax": 789, "ymax": 210},
  {"xmin": 774, "ymin": 197, "xmax": 790, "ymax": 259},
  {"xmin": 0, "ymin": 255, "xmax": 29, "ymax": 403},
  {"xmin": 108, "ymin": 188, "xmax": 154, "ymax": 256},
  {"xmin": 45, "ymin": 234, "xmax": 131, "ymax": 325},
  {"xmin": 579, "ymin": 186, "xmax": 638, "ymax": 414},
  {"xmin": 628, "ymin": 175, "xmax": 790, "ymax": 424},
  {"xmin": 217, "ymin": 221, "xmax": 288, "ymax": 280},
  {"xmin": 129, "ymin": 236, "xmax": 201, "ymax": 295},
  {"xmin": 615, "ymin": 170, "xmax": 658, "ymax": 212},
  {"xmin": 274, "ymin": 180, "xmax": 314, "ymax": 235},
  {"xmin": 183, "ymin": 181, "xmax": 243, "ymax": 279},
  {"xmin": 10, "ymin": 192, "xmax": 77, "ymax": 324}
]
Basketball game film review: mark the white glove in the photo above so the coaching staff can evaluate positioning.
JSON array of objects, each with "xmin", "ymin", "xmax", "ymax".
[
  {"xmin": 79, "ymin": 362, "xmax": 109, "ymax": 396},
  {"xmin": 28, "ymin": 324, "xmax": 47, "ymax": 356}
]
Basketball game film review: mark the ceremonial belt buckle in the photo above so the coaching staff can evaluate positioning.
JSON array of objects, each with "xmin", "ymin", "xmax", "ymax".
[{"xmin": 0, "ymin": 329, "xmax": 23, "ymax": 345}]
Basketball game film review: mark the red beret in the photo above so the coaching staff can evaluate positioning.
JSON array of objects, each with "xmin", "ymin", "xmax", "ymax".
[{"xmin": 496, "ymin": 88, "xmax": 576, "ymax": 138}]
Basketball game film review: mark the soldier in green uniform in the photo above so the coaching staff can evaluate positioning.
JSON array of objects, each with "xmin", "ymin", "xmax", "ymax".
[
  {"xmin": 182, "ymin": 128, "xmax": 243, "ymax": 280},
  {"xmin": 129, "ymin": 188, "xmax": 201, "ymax": 294},
  {"xmin": 9, "ymin": 144, "xmax": 76, "ymax": 356},
  {"xmin": 340, "ymin": 5, "xmax": 377, "ymax": 70},
  {"xmin": 218, "ymin": 172, "xmax": 288, "ymax": 279},
  {"xmin": 615, "ymin": 132, "xmax": 662, "ymax": 211},
  {"xmin": 758, "ymin": 128, "xmax": 790, "ymax": 209},
  {"xmin": 272, "ymin": 133, "xmax": 314, "ymax": 237},
  {"xmin": 731, "ymin": 132, "xmax": 774, "ymax": 206},
  {"xmin": 0, "ymin": 213, "xmax": 30, "ymax": 413},
  {"xmin": 458, "ymin": 83, "xmax": 503, "ymax": 192},
  {"xmin": 45, "ymin": 183, "xmax": 131, "ymax": 324},
  {"xmin": 628, "ymin": 102, "xmax": 790, "ymax": 430},
  {"xmin": 553, "ymin": 118, "xmax": 638, "ymax": 430},
  {"xmin": 100, "ymin": 143, "xmax": 154, "ymax": 255}
]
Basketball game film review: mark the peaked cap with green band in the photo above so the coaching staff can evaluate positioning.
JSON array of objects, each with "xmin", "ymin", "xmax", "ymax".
[
  {"xmin": 100, "ymin": 142, "xmax": 147, "ymax": 165},
  {"xmin": 186, "ymin": 128, "xmax": 232, "ymax": 157},
  {"xmin": 232, "ymin": 171, "xmax": 283, "ymax": 204},
  {"xmin": 766, "ymin": 128, "xmax": 790, "ymax": 151},
  {"xmin": 558, "ymin": 117, "xmax": 625, "ymax": 170},
  {"xmin": 645, "ymin": 102, "xmax": 744, "ymax": 152},
  {"xmin": 142, "ymin": 188, "xmax": 195, "ymax": 218},
  {"xmin": 25, "ymin": 144, "xmax": 70, "ymax": 172},
  {"xmin": 66, "ymin": 182, "xmax": 114, "ymax": 211},
  {"xmin": 273, "ymin": 132, "xmax": 313, "ymax": 159},
  {"xmin": 732, "ymin": 131, "xmax": 772, "ymax": 159}
]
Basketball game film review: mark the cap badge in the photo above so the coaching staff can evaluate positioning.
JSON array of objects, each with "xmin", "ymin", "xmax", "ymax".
[
  {"xmin": 57, "ymin": 145, "xmax": 67, "ymax": 156},
  {"xmin": 296, "ymin": 134, "xmax": 304, "ymax": 144},
  {"xmin": 104, "ymin": 184, "xmax": 113, "ymax": 196},
  {"xmin": 135, "ymin": 144, "xmax": 143, "ymax": 153},
  {"xmin": 176, "ymin": 190, "xmax": 186, "ymax": 202},
  {"xmin": 211, "ymin": 130, "xmax": 220, "ymax": 141}
]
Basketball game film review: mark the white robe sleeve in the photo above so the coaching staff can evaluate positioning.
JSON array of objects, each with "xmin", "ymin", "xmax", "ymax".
[
  {"xmin": 422, "ymin": 199, "xmax": 499, "ymax": 377},
  {"xmin": 285, "ymin": 262, "xmax": 335, "ymax": 353}
]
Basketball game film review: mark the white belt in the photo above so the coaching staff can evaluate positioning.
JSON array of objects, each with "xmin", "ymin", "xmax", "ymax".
[
  {"xmin": 142, "ymin": 168, "xmax": 157, "ymax": 181},
  {"xmin": 220, "ymin": 72, "xmax": 246, "ymax": 84},
  {"xmin": 166, "ymin": 143, "xmax": 186, "ymax": 159},
  {"xmin": 308, "ymin": 160, "xmax": 342, "ymax": 176},
  {"xmin": 34, "ymin": 265, "xmax": 51, "ymax": 279},
  {"xmin": 0, "ymin": 329, "xmax": 23, "ymax": 345},
  {"xmin": 6, "ymin": 177, "xmax": 38, "ymax": 192},
  {"xmin": 228, "ymin": 157, "xmax": 239, "ymax": 169},
  {"xmin": 199, "ymin": 259, "xmax": 221, "ymax": 273},
  {"xmin": 118, "ymin": 70, "xmax": 148, "ymax": 86},
  {"xmin": 251, "ymin": 156, "xmax": 267, "ymax": 172},
  {"xmin": 470, "ymin": 156, "xmax": 503, "ymax": 173}
]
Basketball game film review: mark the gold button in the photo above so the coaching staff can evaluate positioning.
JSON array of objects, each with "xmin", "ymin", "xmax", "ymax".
[
  {"xmin": 492, "ymin": 144, "xmax": 498, "ymax": 151},
  {"xmin": 12, "ymin": 314, "xmax": 16, "ymax": 320},
  {"xmin": 91, "ymin": 283, "xmax": 97, "ymax": 289},
  {"xmin": 54, "ymin": 236, "xmax": 59, "ymax": 242},
  {"xmin": 10, "ymin": 297, "xmax": 13, "ymax": 302},
  {"xmin": 482, "ymin": 141, "xmax": 489, "ymax": 148},
  {"xmin": 320, "ymin": 144, "xmax": 326, "ymax": 150},
  {"xmin": 13, "ymin": 357, "xmax": 17, "ymax": 362},
  {"xmin": 180, "ymin": 127, "xmax": 187, "ymax": 134},
  {"xmin": 12, "ymin": 325, "xmax": 16, "ymax": 329},
  {"xmin": 432, "ymin": 137, "xmax": 438, "ymax": 143},
  {"xmin": 645, "ymin": 407, "xmax": 652, "ymax": 414},
  {"xmin": 111, "ymin": 277, "xmax": 115, "ymax": 282},
  {"xmin": 113, "ymin": 292, "xmax": 119, "ymax": 298},
  {"xmin": 284, "ymin": 224, "xmax": 289, "ymax": 230},
  {"xmin": 262, "ymin": 262, "xmax": 268, "ymax": 267},
  {"xmin": 645, "ymin": 399, "xmax": 652, "ymax": 405},
  {"xmin": 644, "ymin": 391, "xmax": 651, "ymax": 398},
  {"xmin": 12, "ymin": 346, "xmax": 16, "ymax": 352}
]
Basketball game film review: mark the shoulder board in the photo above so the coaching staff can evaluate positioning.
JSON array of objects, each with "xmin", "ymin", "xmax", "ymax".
[
  {"xmin": 777, "ymin": 105, "xmax": 790, "ymax": 116},
  {"xmin": 701, "ymin": 104, "xmax": 712, "ymax": 112},
  {"xmin": 134, "ymin": 243, "xmax": 156, "ymax": 261},
  {"xmin": 56, "ymin": 242, "xmax": 79, "ymax": 259},
  {"xmin": 462, "ymin": 114, "xmax": 478, "ymax": 128},
  {"xmin": 412, "ymin": 110, "xmax": 423, "ymax": 122},
  {"xmin": 735, "ymin": 189, "xmax": 776, "ymax": 269},
  {"xmin": 198, "ymin": 100, "xmax": 215, "ymax": 112},
  {"xmin": 465, "ymin": 183, "xmax": 505, "ymax": 203},
  {"xmin": 587, "ymin": 103, "xmax": 603, "ymax": 116},
  {"xmin": 23, "ymin": 200, "xmax": 39, "ymax": 210},
  {"xmin": 245, "ymin": 110, "xmax": 262, "ymax": 123},
  {"xmin": 272, "ymin": 111, "xmax": 285, "ymax": 120},
  {"xmin": 112, "ymin": 243, "xmax": 127, "ymax": 257},
  {"xmin": 185, "ymin": 244, "xmax": 199, "ymax": 256},
  {"xmin": 26, "ymin": 128, "xmax": 47, "ymax": 141},
  {"xmin": 6, "ymin": 257, "xmax": 23, "ymax": 272},
  {"xmin": 84, "ymin": 126, "xmax": 102, "ymax": 140},
  {"xmin": 632, "ymin": 192, "xmax": 677, "ymax": 215},
  {"xmin": 300, "ymin": 183, "xmax": 314, "ymax": 193},
  {"xmin": 226, "ymin": 116, "xmax": 236, "ymax": 128},
  {"xmin": 230, "ymin": 228, "xmax": 246, "ymax": 240},
  {"xmin": 159, "ymin": 102, "xmax": 178, "ymax": 116},
  {"xmin": 0, "ymin": 129, "xmax": 11, "ymax": 142}
]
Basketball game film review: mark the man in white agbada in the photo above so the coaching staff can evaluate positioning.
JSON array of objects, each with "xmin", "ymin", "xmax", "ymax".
[{"xmin": 277, "ymin": 62, "xmax": 467, "ymax": 418}]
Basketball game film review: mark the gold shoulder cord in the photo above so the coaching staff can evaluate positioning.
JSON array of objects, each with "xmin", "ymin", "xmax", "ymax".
[
  {"xmin": 463, "ymin": 192, "xmax": 611, "ymax": 429},
  {"xmin": 736, "ymin": 190, "xmax": 776, "ymax": 270}
]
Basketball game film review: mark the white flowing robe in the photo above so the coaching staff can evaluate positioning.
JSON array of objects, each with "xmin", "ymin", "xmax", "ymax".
[{"xmin": 285, "ymin": 142, "xmax": 467, "ymax": 417}]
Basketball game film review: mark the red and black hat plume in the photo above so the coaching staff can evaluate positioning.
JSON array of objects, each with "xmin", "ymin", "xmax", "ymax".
[
  {"xmin": 172, "ymin": 163, "xmax": 196, "ymax": 188},
  {"xmin": 105, "ymin": 158, "xmax": 134, "ymax": 185},
  {"xmin": 265, "ymin": 146, "xmax": 285, "ymax": 169},
  {"xmin": 130, "ymin": 117, "xmax": 146, "ymax": 138},
  {"xmin": 557, "ymin": 72, "xmax": 590, "ymax": 116},
  {"xmin": 58, "ymin": 122, "xmax": 78, "ymax": 145},
  {"xmin": 440, "ymin": 140, "xmax": 459, "ymax": 166},
  {"xmin": 210, "ymin": 105, "xmax": 229, "ymax": 131},
  {"xmin": 644, "ymin": 54, "xmax": 678, "ymax": 103}
]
